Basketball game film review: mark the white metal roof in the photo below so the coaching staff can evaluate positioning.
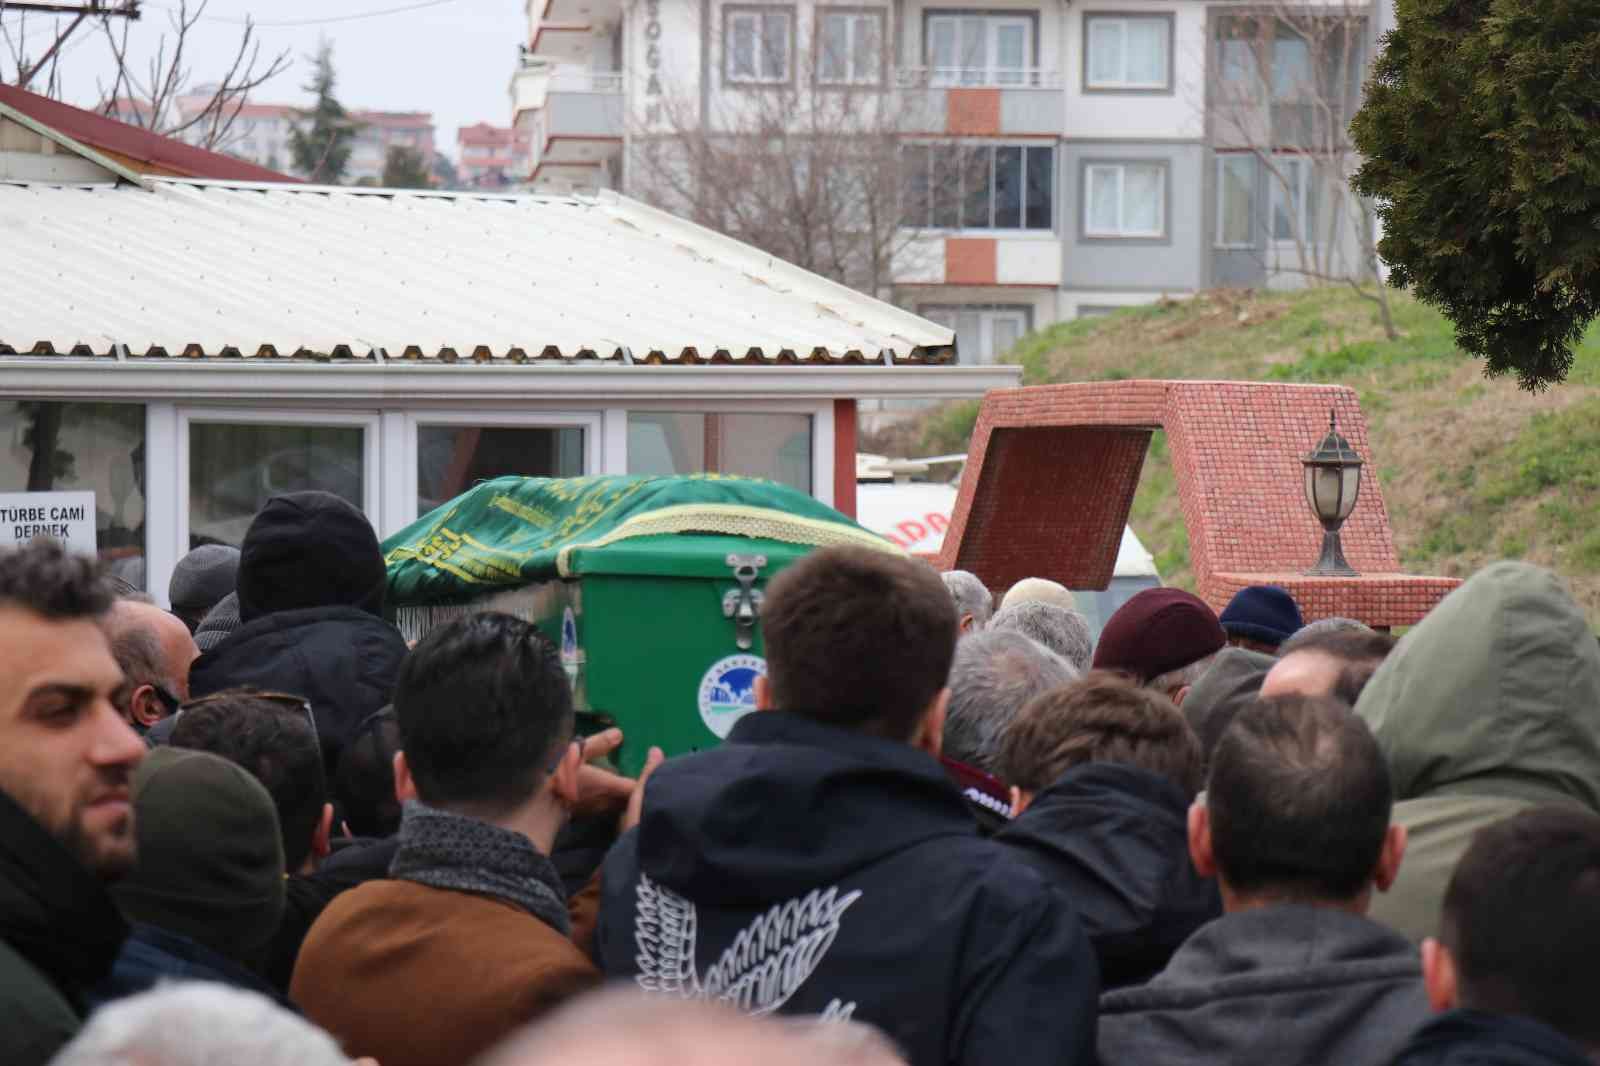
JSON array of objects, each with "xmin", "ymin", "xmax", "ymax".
[{"xmin": 0, "ymin": 178, "xmax": 957, "ymax": 365}]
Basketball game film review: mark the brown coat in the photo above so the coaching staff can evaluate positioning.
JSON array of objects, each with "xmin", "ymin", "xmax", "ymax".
[{"xmin": 290, "ymin": 879, "xmax": 600, "ymax": 1066}]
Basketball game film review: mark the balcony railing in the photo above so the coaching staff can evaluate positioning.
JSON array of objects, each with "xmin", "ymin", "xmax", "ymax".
[
  {"xmin": 550, "ymin": 70, "xmax": 624, "ymax": 93},
  {"xmin": 895, "ymin": 67, "xmax": 1063, "ymax": 89}
]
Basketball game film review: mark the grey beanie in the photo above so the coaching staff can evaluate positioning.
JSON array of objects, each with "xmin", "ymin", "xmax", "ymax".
[
  {"xmin": 193, "ymin": 591, "xmax": 241, "ymax": 653},
  {"xmin": 170, "ymin": 545, "xmax": 241, "ymax": 620}
]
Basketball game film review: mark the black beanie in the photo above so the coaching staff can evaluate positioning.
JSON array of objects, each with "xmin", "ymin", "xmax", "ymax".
[{"xmin": 236, "ymin": 491, "xmax": 387, "ymax": 623}]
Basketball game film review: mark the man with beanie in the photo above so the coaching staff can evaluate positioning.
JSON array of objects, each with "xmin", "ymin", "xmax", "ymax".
[
  {"xmin": 0, "ymin": 539, "xmax": 145, "ymax": 1066},
  {"xmin": 291, "ymin": 612, "xmax": 600, "ymax": 1066},
  {"xmin": 1092, "ymin": 587, "xmax": 1227, "ymax": 705},
  {"xmin": 1218, "ymin": 585, "xmax": 1304, "ymax": 654},
  {"xmin": 89, "ymin": 747, "xmax": 287, "ymax": 1008},
  {"xmin": 188, "ymin": 491, "xmax": 408, "ymax": 773},
  {"xmin": 167, "ymin": 545, "xmax": 240, "ymax": 634},
  {"xmin": 1178, "ymin": 647, "xmax": 1275, "ymax": 760}
]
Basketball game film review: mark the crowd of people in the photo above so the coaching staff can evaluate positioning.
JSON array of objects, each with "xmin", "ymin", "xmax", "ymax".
[{"xmin": 2, "ymin": 486, "xmax": 1599, "ymax": 1066}]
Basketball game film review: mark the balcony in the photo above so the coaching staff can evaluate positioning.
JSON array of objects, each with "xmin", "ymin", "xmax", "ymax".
[
  {"xmin": 894, "ymin": 68, "xmax": 1064, "ymax": 137},
  {"xmin": 511, "ymin": 62, "xmax": 624, "ymax": 187}
]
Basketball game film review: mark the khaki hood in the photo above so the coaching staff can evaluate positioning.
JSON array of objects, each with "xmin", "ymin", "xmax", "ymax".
[{"xmin": 1355, "ymin": 561, "xmax": 1600, "ymax": 810}]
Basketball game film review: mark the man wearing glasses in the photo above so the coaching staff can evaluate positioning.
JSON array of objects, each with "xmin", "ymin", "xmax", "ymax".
[{"xmin": 103, "ymin": 596, "xmax": 199, "ymax": 735}]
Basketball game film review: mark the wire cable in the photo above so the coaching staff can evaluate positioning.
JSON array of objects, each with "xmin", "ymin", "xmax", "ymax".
[{"xmin": 143, "ymin": 0, "xmax": 462, "ymax": 28}]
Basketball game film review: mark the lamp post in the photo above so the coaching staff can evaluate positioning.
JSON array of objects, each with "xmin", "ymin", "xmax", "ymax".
[{"xmin": 1302, "ymin": 409, "xmax": 1363, "ymax": 576}]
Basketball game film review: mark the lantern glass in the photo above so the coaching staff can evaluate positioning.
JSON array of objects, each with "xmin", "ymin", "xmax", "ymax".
[
  {"xmin": 1337, "ymin": 463, "xmax": 1362, "ymax": 521},
  {"xmin": 1307, "ymin": 465, "xmax": 1344, "ymax": 523}
]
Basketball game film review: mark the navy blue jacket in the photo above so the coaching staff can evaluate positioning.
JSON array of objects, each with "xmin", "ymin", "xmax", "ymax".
[
  {"xmin": 1389, "ymin": 1011, "xmax": 1593, "ymax": 1066},
  {"xmin": 89, "ymin": 923, "xmax": 292, "ymax": 1011},
  {"xmin": 995, "ymin": 762, "xmax": 1221, "ymax": 989},
  {"xmin": 595, "ymin": 711, "xmax": 1099, "ymax": 1066}
]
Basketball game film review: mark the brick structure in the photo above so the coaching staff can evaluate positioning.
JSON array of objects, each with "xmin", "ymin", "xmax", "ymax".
[{"xmin": 939, "ymin": 380, "xmax": 1460, "ymax": 626}]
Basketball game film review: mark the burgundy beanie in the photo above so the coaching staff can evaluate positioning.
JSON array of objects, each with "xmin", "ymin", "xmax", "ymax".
[{"xmin": 1092, "ymin": 588, "xmax": 1227, "ymax": 684}]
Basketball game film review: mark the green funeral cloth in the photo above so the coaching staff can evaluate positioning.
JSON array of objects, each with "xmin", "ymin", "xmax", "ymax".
[{"xmin": 384, "ymin": 474, "xmax": 893, "ymax": 606}]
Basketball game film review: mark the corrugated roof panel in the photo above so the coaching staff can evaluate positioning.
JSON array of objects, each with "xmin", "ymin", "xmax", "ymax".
[{"xmin": 0, "ymin": 179, "xmax": 956, "ymax": 364}]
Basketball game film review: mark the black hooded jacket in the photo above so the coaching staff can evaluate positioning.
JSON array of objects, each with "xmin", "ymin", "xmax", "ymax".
[
  {"xmin": 595, "ymin": 711, "xmax": 1099, "ymax": 1066},
  {"xmin": 0, "ymin": 787, "xmax": 128, "ymax": 1065},
  {"xmin": 189, "ymin": 492, "xmax": 407, "ymax": 769},
  {"xmin": 995, "ymin": 762, "xmax": 1221, "ymax": 989},
  {"xmin": 1390, "ymin": 1011, "xmax": 1593, "ymax": 1066}
]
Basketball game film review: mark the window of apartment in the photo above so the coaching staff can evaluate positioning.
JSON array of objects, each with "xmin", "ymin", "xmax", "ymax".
[
  {"xmin": 1083, "ymin": 162, "xmax": 1165, "ymax": 239},
  {"xmin": 1084, "ymin": 14, "xmax": 1171, "ymax": 91},
  {"xmin": 920, "ymin": 305, "xmax": 1031, "ymax": 365},
  {"xmin": 1270, "ymin": 155, "xmax": 1319, "ymax": 241},
  {"xmin": 818, "ymin": 10, "xmax": 884, "ymax": 85},
  {"xmin": 1272, "ymin": 32, "xmax": 1313, "ymax": 95},
  {"xmin": 725, "ymin": 7, "xmax": 794, "ymax": 84},
  {"xmin": 627, "ymin": 413, "xmax": 812, "ymax": 494},
  {"xmin": 902, "ymin": 144, "xmax": 1054, "ymax": 231},
  {"xmin": 926, "ymin": 13, "xmax": 1032, "ymax": 87},
  {"xmin": 0, "ymin": 402, "xmax": 147, "ymax": 588},
  {"xmin": 1216, "ymin": 153, "xmax": 1255, "ymax": 247}
]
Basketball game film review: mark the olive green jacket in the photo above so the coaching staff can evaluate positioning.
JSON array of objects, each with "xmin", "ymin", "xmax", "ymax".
[
  {"xmin": 0, "ymin": 938, "xmax": 81, "ymax": 1066},
  {"xmin": 1355, "ymin": 562, "xmax": 1600, "ymax": 943}
]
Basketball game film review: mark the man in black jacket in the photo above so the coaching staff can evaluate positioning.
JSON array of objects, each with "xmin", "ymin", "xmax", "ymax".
[
  {"xmin": 1098, "ymin": 694, "xmax": 1428, "ymax": 1066},
  {"xmin": 1390, "ymin": 807, "xmax": 1600, "ymax": 1066},
  {"xmin": 995, "ymin": 673, "xmax": 1220, "ymax": 989},
  {"xmin": 595, "ymin": 546, "xmax": 1100, "ymax": 1066},
  {"xmin": 0, "ymin": 539, "xmax": 146, "ymax": 1065},
  {"xmin": 188, "ymin": 491, "xmax": 408, "ymax": 774}
]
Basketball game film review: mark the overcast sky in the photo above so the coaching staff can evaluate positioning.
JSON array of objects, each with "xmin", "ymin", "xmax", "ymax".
[{"xmin": 4, "ymin": 0, "xmax": 526, "ymax": 159}]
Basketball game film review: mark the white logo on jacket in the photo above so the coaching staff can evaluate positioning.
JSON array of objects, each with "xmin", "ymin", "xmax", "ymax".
[{"xmin": 633, "ymin": 873, "xmax": 862, "ymax": 1019}]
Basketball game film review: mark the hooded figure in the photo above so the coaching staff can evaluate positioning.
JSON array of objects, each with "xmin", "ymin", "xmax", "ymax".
[
  {"xmin": 188, "ymin": 492, "xmax": 409, "ymax": 772},
  {"xmin": 1355, "ymin": 562, "xmax": 1600, "ymax": 943}
]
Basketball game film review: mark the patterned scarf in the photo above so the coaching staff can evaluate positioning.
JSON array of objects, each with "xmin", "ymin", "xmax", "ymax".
[{"xmin": 389, "ymin": 801, "xmax": 571, "ymax": 936}]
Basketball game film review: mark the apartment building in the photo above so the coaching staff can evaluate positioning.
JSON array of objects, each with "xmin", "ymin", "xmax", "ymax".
[
  {"xmin": 345, "ymin": 110, "xmax": 437, "ymax": 183},
  {"xmin": 458, "ymin": 121, "xmax": 534, "ymax": 187},
  {"xmin": 510, "ymin": 0, "xmax": 1380, "ymax": 364}
]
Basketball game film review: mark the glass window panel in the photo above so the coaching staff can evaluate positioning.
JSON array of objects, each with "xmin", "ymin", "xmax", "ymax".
[
  {"xmin": 1219, "ymin": 37, "xmax": 1256, "ymax": 91},
  {"xmin": 1126, "ymin": 19, "xmax": 1168, "ymax": 85},
  {"xmin": 627, "ymin": 413, "xmax": 811, "ymax": 494},
  {"xmin": 1124, "ymin": 164, "xmax": 1163, "ymax": 233},
  {"xmin": 1087, "ymin": 19, "xmax": 1123, "ymax": 85},
  {"xmin": 1087, "ymin": 165, "xmax": 1120, "ymax": 233},
  {"xmin": 991, "ymin": 314, "xmax": 1024, "ymax": 357},
  {"xmin": 0, "ymin": 402, "xmax": 146, "ymax": 586},
  {"xmin": 959, "ymin": 17, "xmax": 985, "ymax": 82},
  {"xmin": 853, "ymin": 14, "xmax": 882, "ymax": 83},
  {"xmin": 188, "ymin": 423, "xmax": 364, "ymax": 549},
  {"xmin": 901, "ymin": 144, "xmax": 931, "ymax": 227},
  {"xmin": 730, "ymin": 15, "xmax": 756, "ymax": 79},
  {"xmin": 417, "ymin": 426, "xmax": 584, "ymax": 515},
  {"xmin": 993, "ymin": 20, "xmax": 1028, "ymax": 84},
  {"xmin": 1025, "ymin": 146, "xmax": 1054, "ymax": 229},
  {"xmin": 929, "ymin": 17, "xmax": 957, "ymax": 76},
  {"xmin": 993, "ymin": 146, "xmax": 1023, "ymax": 229},
  {"xmin": 1272, "ymin": 34, "xmax": 1311, "ymax": 96},
  {"xmin": 932, "ymin": 145, "xmax": 962, "ymax": 228},
  {"xmin": 820, "ymin": 14, "xmax": 850, "ymax": 81},
  {"xmin": 1271, "ymin": 158, "xmax": 1302, "ymax": 239},
  {"xmin": 962, "ymin": 146, "xmax": 993, "ymax": 229},
  {"xmin": 1218, "ymin": 154, "xmax": 1254, "ymax": 246},
  {"xmin": 762, "ymin": 12, "xmax": 790, "ymax": 80}
]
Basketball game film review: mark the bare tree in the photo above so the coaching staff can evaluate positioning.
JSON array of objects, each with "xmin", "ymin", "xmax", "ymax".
[
  {"xmin": 625, "ymin": 28, "xmax": 952, "ymax": 298},
  {"xmin": 1207, "ymin": 2, "xmax": 1397, "ymax": 338},
  {"xmin": 1, "ymin": 0, "xmax": 288, "ymax": 154}
]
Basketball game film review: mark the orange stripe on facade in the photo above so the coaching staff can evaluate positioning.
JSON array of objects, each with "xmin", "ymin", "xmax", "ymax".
[
  {"xmin": 945, "ymin": 238, "xmax": 998, "ymax": 286},
  {"xmin": 946, "ymin": 88, "xmax": 1000, "ymax": 136}
]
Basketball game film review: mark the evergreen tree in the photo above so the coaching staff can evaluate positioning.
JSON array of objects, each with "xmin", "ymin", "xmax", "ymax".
[
  {"xmin": 1352, "ymin": 1, "xmax": 1600, "ymax": 390},
  {"xmin": 382, "ymin": 145, "xmax": 432, "ymax": 189},
  {"xmin": 289, "ymin": 42, "xmax": 358, "ymax": 184}
]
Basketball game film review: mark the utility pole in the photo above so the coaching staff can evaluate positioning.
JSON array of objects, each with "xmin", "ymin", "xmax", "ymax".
[{"xmin": 1, "ymin": 1, "xmax": 141, "ymax": 91}]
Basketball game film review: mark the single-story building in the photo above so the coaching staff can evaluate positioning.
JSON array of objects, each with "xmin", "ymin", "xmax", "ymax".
[{"xmin": 0, "ymin": 88, "xmax": 1018, "ymax": 603}]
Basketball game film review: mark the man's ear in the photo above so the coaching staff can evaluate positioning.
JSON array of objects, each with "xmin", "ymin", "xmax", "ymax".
[
  {"xmin": 312, "ymin": 803, "xmax": 334, "ymax": 861},
  {"xmin": 1009, "ymin": 785, "xmax": 1032, "ymax": 816},
  {"xmin": 549, "ymin": 738, "xmax": 583, "ymax": 810},
  {"xmin": 1173, "ymin": 684, "xmax": 1193, "ymax": 707},
  {"xmin": 393, "ymin": 750, "xmax": 419, "ymax": 804},
  {"xmin": 755, "ymin": 674, "xmax": 775, "ymax": 712},
  {"xmin": 1421, "ymin": 938, "xmax": 1459, "ymax": 1013},
  {"xmin": 1374, "ymin": 823, "xmax": 1408, "ymax": 893},
  {"xmin": 959, "ymin": 613, "xmax": 976, "ymax": 634},
  {"xmin": 129, "ymin": 685, "xmax": 165, "ymax": 729},
  {"xmin": 913, "ymin": 688, "xmax": 949, "ymax": 759},
  {"xmin": 1188, "ymin": 799, "xmax": 1217, "ymax": 879}
]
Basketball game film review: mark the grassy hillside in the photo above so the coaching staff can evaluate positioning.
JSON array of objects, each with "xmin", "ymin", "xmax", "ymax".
[{"xmin": 873, "ymin": 288, "xmax": 1600, "ymax": 626}]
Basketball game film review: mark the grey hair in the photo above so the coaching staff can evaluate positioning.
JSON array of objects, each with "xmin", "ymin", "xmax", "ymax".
[
  {"xmin": 945, "ymin": 629, "xmax": 1079, "ymax": 774},
  {"xmin": 988, "ymin": 600, "xmax": 1094, "ymax": 673},
  {"xmin": 941, "ymin": 570, "xmax": 994, "ymax": 629},
  {"xmin": 999, "ymin": 577, "xmax": 1077, "ymax": 613},
  {"xmin": 51, "ymin": 981, "xmax": 353, "ymax": 1066},
  {"xmin": 1148, "ymin": 651, "xmax": 1220, "ymax": 696},
  {"xmin": 1280, "ymin": 617, "xmax": 1373, "ymax": 655},
  {"xmin": 106, "ymin": 612, "xmax": 171, "ymax": 692}
]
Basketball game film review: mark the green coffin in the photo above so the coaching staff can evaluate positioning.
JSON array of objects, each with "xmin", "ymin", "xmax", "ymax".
[{"xmin": 383, "ymin": 474, "xmax": 896, "ymax": 773}]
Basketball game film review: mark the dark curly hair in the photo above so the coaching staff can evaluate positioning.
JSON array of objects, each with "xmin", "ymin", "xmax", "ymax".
[{"xmin": 0, "ymin": 537, "xmax": 115, "ymax": 619}]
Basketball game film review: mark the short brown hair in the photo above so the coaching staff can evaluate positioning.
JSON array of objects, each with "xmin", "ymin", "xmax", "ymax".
[
  {"xmin": 762, "ymin": 547, "xmax": 957, "ymax": 741},
  {"xmin": 999, "ymin": 672, "xmax": 1203, "ymax": 795}
]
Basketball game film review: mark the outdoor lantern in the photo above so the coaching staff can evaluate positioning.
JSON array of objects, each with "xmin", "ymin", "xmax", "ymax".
[{"xmin": 1302, "ymin": 409, "xmax": 1363, "ymax": 576}]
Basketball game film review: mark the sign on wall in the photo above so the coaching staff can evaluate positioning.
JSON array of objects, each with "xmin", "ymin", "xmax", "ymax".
[{"xmin": 0, "ymin": 491, "xmax": 97, "ymax": 554}]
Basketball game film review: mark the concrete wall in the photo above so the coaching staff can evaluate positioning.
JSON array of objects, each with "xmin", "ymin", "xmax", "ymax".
[{"xmin": 1060, "ymin": 140, "xmax": 1205, "ymax": 293}]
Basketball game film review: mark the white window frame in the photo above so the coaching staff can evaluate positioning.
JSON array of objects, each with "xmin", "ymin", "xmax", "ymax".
[
  {"xmin": 817, "ymin": 9, "xmax": 885, "ymax": 86},
  {"xmin": 927, "ymin": 13, "xmax": 1033, "ymax": 87},
  {"xmin": 175, "ymin": 406, "xmax": 382, "ymax": 555},
  {"xmin": 919, "ymin": 305, "xmax": 1031, "ymax": 366},
  {"xmin": 1215, "ymin": 153, "xmax": 1256, "ymax": 249},
  {"xmin": 1084, "ymin": 14, "xmax": 1172, "ymax": 91},
  {"xmin": 1269, "ymin": 155, "xmax": 1314, "ymax": 243},
  {"xmin": 402, "ymin": 409, "xmax": 603, "ymax": 523},
  {"xmin": 724, "ymin": 8, "xmax": 794, "ymax": 85},
  {"xmin": 1083, "ymin": 162, "xmax": 1166, "ymax": 239}
]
